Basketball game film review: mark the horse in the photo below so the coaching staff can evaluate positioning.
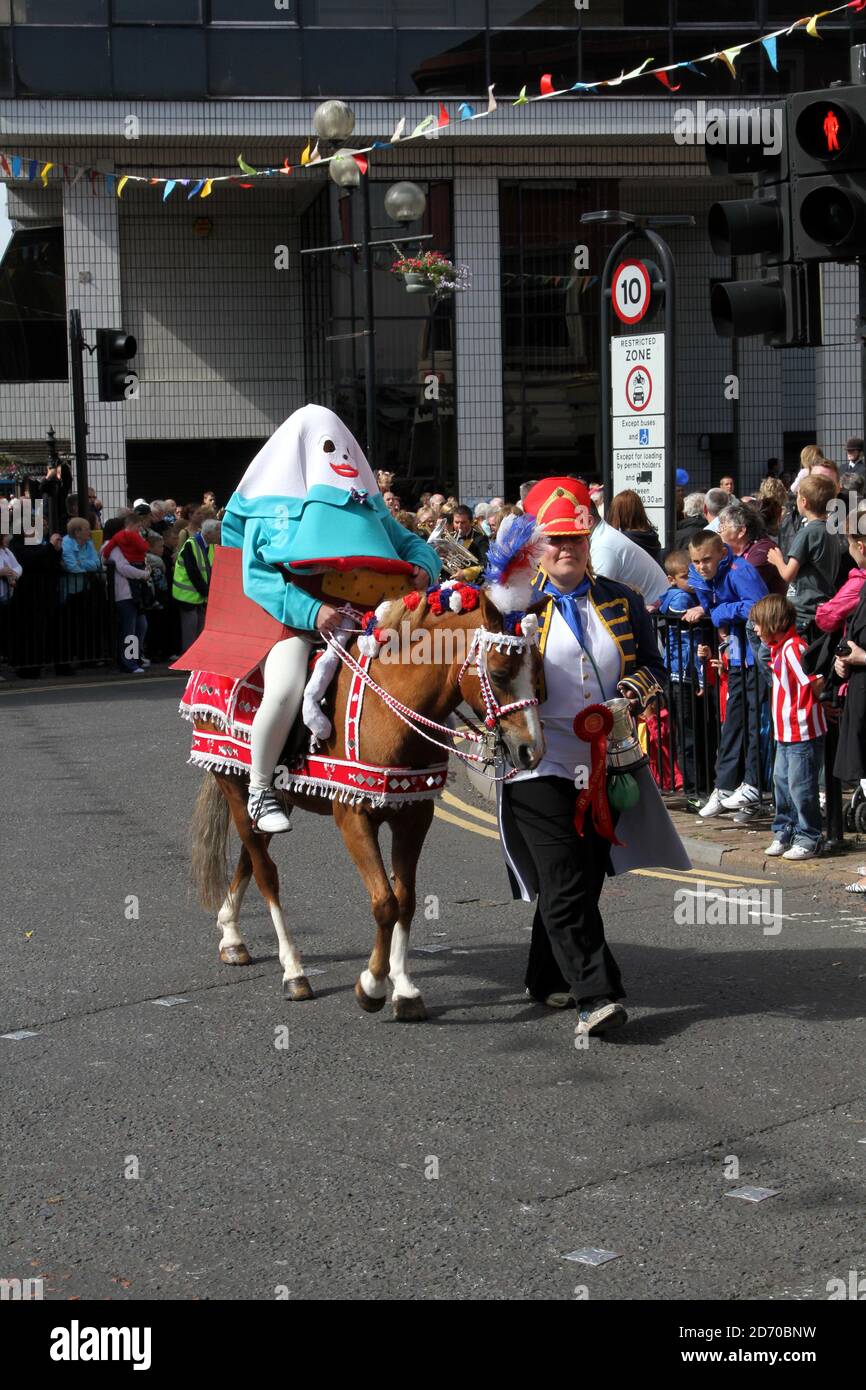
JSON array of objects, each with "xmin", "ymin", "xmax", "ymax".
[{"xmin": 188, "ymin": 588, "xmax": 544, "ymax": 1020}]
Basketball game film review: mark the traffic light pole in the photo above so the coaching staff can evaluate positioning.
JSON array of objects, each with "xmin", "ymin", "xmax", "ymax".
[
  {"xmin": 68, "ymin": 309, "xmax": 89, "ymax": 528},
  {"xmin": 601, "ymin": 225, "xmax": 677, "ymax": 549}
]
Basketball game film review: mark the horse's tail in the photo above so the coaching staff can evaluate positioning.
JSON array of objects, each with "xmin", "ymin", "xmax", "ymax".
[{"xmin": 189, "ymin": 773, "xmax": 231, "ymax": 912}]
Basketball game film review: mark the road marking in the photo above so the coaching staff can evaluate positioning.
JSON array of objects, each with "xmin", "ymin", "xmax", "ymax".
[
  {"xmin": 0, "ymin": 675, "xmax": 183, "ymax": 696},
  {"xmin": 441, "ymin": 790, "xmax": 498, "ymax": 825},
  {"xmin": 434, "ymin": 806, "xmax": 500, "ymax": 841},
  {"xmin": 631, "ymin": 867, "xmax": 773, "ymax": 887}
]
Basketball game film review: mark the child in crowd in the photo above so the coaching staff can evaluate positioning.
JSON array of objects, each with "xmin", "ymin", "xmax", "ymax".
[
  {"xmin": 658, "ymin": 551, "xmax": 708, "ymax": 791},
  {"xmin": 684, "ymin": 531, "xmax": 768, "ymax": 816},
  {"xmin": 767, "ymin": 474, "xmax": 839, "ymax": 640},
  {"xmin": 751, "ymin": 594, "xmax": 826, "ymax": 860}
]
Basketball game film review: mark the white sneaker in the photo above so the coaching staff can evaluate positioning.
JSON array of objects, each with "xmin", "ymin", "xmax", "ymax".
[
  {"xmin": 248, "ymin": 789, "xmax": 292, "ymax": 834},
  {"xmin": 782, "ymin": 843, "xmax": 819, "ymax": 861},
  {"xmin": 139, "ymin": 657, "xmax": 151, "ymax": 667},
  {"xmin": 764, "ymin": 839, "xmax": 790, "ymax": 857},
  {"xmin": 699, "ymin": 788, "xmax": 732, "ymax": 818},
  {"xmin": 721, "ymin": 783, "xmax": 760, "ymax": 810}
]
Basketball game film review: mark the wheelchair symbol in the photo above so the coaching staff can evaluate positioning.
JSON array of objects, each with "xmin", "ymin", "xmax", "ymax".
[{"xmin": 638, "ymin": 427, "xmax": 649, "ymax": 445}]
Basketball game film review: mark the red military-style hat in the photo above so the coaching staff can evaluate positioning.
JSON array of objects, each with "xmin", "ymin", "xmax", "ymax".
[{"xmin": 523, "ymin": 476, "xmax": 593, "ymax": 537}]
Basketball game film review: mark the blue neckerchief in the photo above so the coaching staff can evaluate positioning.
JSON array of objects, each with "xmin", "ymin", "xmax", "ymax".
[{"xmin": 541, "ymin": 575, "xmax": 591, "ymax": 647}]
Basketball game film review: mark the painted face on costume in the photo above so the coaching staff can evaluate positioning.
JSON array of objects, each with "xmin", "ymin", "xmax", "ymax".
[{"xmin": 311, "ymin": 430, "xmax": 360, "ymax": 484}]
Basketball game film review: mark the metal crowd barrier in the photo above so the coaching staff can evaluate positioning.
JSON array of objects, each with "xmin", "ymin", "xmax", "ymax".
[{"xmin": 0, "ymin": 570, "xmax": 117, "ymax": 671}]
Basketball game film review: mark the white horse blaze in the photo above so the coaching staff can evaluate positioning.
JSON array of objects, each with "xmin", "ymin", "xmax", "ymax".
[{"xmin": 389, "ymin": 923, "xmax": 420, "ymax": 1000}]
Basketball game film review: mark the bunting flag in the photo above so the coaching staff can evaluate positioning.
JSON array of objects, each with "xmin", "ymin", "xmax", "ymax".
[
  {"xmin": 0, "ymin": 1, "xmax": 861, "ymax": 205},
  {"xmin": 761, "ymin": 35, "xmax": 779, "ymax": 69}
]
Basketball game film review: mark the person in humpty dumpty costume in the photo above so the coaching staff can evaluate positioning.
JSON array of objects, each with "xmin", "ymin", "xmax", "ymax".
[{"xmin": 221, "ymin": 404, "xmax": 441, "ymax": 834}]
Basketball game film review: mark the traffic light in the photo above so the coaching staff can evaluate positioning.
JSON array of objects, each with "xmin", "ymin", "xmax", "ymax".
[
  {"xmin": 706, "ymin": 131, "xmax": 822, "ymax": 346},
  {"xmin": 96, "ymin": 328, "xmax": 137, "ymax": 402},
  {"xmin": 789, "ymin": 87, "xmax": 866, "ymax": 260}
]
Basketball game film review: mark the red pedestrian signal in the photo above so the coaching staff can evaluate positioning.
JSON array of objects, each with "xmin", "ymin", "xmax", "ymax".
[{"xmin": 824, "ymin": 109, "xmax": 840, "ymax": 154}]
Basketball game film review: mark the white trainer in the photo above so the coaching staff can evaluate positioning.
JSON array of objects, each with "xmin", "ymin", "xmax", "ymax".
[
  {"xmin": 248, "ymin": 789, "xmax": 292, "ymax": 834},
  {"xmin": 699, "ymin": 788, "xmax": 732, "ymax": 818},
  {"xmin": 721, "ymin": 783, "xmax": 760, "ymax": 810},
  {"xmin": 764, "ymin": 839, "xmax": 789, "ymax": 857},
  {"xmin": 782, "ymin": 843, "xmax": 819, "ymax": 861}
]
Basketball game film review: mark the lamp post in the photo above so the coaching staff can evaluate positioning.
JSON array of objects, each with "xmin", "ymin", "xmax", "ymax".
[{"xmin": 301, "ymin": 101, "xmax": 429, "ymax": 467}]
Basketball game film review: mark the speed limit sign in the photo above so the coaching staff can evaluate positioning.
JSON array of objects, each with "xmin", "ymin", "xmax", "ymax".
[{"xmin": 612, "ymin": 260, "xmax": 652, "ymax": 326}]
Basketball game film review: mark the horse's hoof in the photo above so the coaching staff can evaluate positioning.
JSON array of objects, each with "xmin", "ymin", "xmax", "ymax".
[
  {"xmin": 393, "ymin": 994, "xmax": 428, "ymax": 1022},
  {"xmin": 354, "ymin": 979, "xmax": 387, "ymax": 1013},
  {"xmin": 282, "ymin": 975, "xmax": 315, "ymax": 1001},
  {"xmin": 219, "ymin": 944, "xmax": 252, "ymax": 966}
]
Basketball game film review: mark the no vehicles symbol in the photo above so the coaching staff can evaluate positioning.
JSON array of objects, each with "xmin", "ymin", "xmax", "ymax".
[{"xmin": 625, "ymin": 364, "xmax": 652, "ymax": 412}]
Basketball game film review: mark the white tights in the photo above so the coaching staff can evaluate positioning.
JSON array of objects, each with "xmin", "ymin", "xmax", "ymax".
[{"xmin": 249, "ymin": 635, "xmax": 313, "ymax": 793}]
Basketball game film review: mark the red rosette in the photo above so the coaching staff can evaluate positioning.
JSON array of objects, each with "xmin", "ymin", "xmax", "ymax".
[
  {"xmin": 457, "ymin": 584, "xmax": 479, "ymax": 611},
  {"xmin": 573, "ymin": 703, "xmax": 622, "ymax": 846},
  {"xmin": 403, "ymin": 590, "xmax": 421, "ymax": 611},
  {"xmin": 361, "ymin": 609, "xmax": 377, "ymax": 629}
]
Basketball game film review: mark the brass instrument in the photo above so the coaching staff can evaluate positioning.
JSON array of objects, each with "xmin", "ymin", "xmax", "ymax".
[{"xmin": 427, "ymin": 518, "xmax": 479, "ymax": 577}]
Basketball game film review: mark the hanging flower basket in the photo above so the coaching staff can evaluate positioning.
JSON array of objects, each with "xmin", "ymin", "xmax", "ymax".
[{"xmin": 390, "ymin": 250, "xmax": 471, "ymax": 298}]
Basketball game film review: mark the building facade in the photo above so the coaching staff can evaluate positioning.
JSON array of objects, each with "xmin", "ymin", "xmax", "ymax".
[{"xmin": 0, "ymin": 2, "xmax": 863, "ymax": 513}]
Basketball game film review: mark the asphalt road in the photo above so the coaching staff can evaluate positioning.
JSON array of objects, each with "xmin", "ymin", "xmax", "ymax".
[{"xmin": 2, "ymin": 675, "xmax": 865, "ymax": 1302}]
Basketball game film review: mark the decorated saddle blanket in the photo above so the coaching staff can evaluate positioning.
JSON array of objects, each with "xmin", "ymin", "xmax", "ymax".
[{"xmin": 178, "ymin": 662, "xmax": 449, "ymax": 809}]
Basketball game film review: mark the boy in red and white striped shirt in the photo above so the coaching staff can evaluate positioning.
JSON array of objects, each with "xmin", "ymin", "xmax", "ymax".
[{"xmin": 751, "ymin": 595, "xmax": 826, "ymax": 861}]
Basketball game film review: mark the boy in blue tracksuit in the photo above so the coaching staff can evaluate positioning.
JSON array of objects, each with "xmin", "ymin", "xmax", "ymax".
[
  {"xmin": 659, "ymin": 550, "xmax": 709, "ymax": 792},
  {"xmin": 683, "ymin": 530, "xmax": 768, "ymax": 817}
]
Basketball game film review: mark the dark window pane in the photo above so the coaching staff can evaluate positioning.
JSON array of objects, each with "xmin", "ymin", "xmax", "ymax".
[
  {"xmin": 0, "ymin": 0, "xmax": 9, "ymax": 20},
  {"xmin": 490, "ymin": 28, "xmax": 577, "ymax": 94},
  {"xmin": 0, "ymin": 25, "xmax": 9, "ymax": 88},
  {"xmin": 490, "ymin": 1, "xmax": 576, "ymax": 23},
  {"xmin": 13, "ymin": 0, "xmax": 105, "ymax": 19},
  {"xmin": 112, "ymin": 0, "xmax": 200, "ymax": 20},
  {"xmin": 671, "ymin": 28, "xmax": 777, "ymax": 95},
  {"xmin": 394, "ymin": 1, "xmax": 484, "ymax": 23},
  {"xmin": 754, "ymin": 26, "xmax": 850, "ymax": 96},
  {"xmin": 581, "ymin": 28, "xmax": 670, "ymax": 84},
  {"xmin": 209, "ymin": 28, "xmax": 300, "ymax": 94},
  {"xmin": 0, "ymin": 227, "xmax": 67, "ymax": 382},
  {"xmin": 210, "ymin": 0, "xmax": 297, "ymax": 19},
  {"xmin": 398, "ymin": 28, "xmax": 486, "ymax": 96},
  {"xmin": 677, "ymin": 1, "xmax": 756, "ymax": 17},
  {"xmin": 302, "ymin": 1, "xmax": 389, "ymax": 22},
  {"xmin": 303, "ymin": 28, "xmax": 393, "ymax": 95},
  {"xmin": 113, "ymin": 27, "xmax": 205, "ymax": 96},
  {"xmin": 14, "ymin": 26, "xmax": 110, "ymax": 94},
  {"xmin": 621, "ymin": 0, "xmax": 668, "ymax": 22}
]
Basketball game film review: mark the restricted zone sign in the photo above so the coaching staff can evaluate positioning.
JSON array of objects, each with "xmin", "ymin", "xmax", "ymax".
[
  {"xmin": 611, "ymin": 331, "xmax": 667, "ymax": 546},
  {"xmin": 611, "ymin": 260, "xmax": 652, "ymax": 327}
]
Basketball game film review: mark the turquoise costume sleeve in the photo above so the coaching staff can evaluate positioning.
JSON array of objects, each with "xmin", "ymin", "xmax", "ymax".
[
  {"xmin": 380, "ymin": 511, "xmax": 441, "ymax": 583},
  {"xmin": 239, "ymin": 517, "xmax": 323, "ymax": 632}
]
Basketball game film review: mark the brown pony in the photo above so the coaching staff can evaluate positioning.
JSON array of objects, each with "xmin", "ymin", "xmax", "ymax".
[{"xmin": 189, "ymin": 590, "xmax": 544, "ymax": 1020}]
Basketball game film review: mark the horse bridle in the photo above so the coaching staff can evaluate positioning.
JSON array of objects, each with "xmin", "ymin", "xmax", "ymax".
[{"xmin": 456, "ymin": 627, "xmax": 540, "ymax": 731}]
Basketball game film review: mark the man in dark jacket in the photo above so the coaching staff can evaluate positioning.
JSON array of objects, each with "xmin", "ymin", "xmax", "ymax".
[{"xmin": 684, "ymin": 531, "xmax": 768, "ymax": 817}]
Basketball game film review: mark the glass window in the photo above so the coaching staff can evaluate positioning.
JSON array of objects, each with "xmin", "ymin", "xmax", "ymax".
[
  {"xmin": 397, "ymin": 29, "xmax": 486, "ymax": 96},
  {"xmin": 0, "ymin": 0, "xmax": 9, "ymax": 20},
  {"xmin": 670, "ymin": 28, "xmax": 759, "ymax": 94},
  {"xmin": 394, "ymin": 2, "xmax": 485, "ymax": 23},
  {"xmin": 13, "ymin": 0, "xmax": 106, "ymax": 19},
  {"xmin": 677, "ymin": 1, "xmax": 756, "ymax": 17},
  {"xmin": 490, "ymin": 28, "xmax": 577, "ymax": 94},
  {"xmin": 112, "ymin": 0, "xmax": 201, "ymax": 21},
  {"xmin": 580, "ymin": 28, "xmax": 670, "ymax": 83},
  {"xmin": 208, "ymin": 28, "xmax": 301, "ymax": 95},
  {"xmin": 14, "ymin": 25, "xmax": 110, "ymax": 94},
  {"xmin": 0, "ymin": 227, "xmax": 67, "ymax": 382},
  {"xmin": 581, "ymin": 0, "xmax": 670, "ymax": 25},
  {"xmin": 113, "ymin": 26, "xmax": 206, "ymax": 96},
  {"xmin": 209, "ymin": 0, "xmax": 297, "ymax": 20},
  {"xmin": 302, "ymin": 1, "xmax": 390, "ymax": 22},
  {"xmin": 303, "ymin": 28, "xmax": 394, "ymax": 96},
  {"xmin": 489, "ymin": 1, "xmax": 577, "ymax": 23},
  {"xmin": 0, "ymin": 25, "xmax": 10, "ymax": 87}
]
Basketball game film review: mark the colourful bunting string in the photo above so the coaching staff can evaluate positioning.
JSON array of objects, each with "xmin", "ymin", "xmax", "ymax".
[{"xmin": 0, "ymin": 2, "xmax": 861, "ymax": 206}]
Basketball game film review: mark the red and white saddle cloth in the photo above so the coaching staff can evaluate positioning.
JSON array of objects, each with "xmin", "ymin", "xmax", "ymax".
[{"xmin": 179, "ymin": 657, "xmax": 449, "ymax": 809}]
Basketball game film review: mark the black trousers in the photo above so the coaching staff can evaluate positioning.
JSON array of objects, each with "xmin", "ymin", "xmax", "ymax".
[{"xmin": 505, "ymin": 775, "xmax": 624, "ymax": 1005}]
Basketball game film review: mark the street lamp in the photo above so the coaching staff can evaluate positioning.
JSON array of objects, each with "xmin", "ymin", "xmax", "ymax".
[
  {"xmin": 313, "ymin": 100, "xmax": 355, "ymax": 143},
  {"xmin": 384, "ymin": 181, "xmax": 427, "ymax": 225}
]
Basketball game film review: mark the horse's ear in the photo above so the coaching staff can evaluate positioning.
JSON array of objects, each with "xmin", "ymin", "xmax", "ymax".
[{"xmin": 479, "ymin": 588, "xmax": 504, "ymax": 631}]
